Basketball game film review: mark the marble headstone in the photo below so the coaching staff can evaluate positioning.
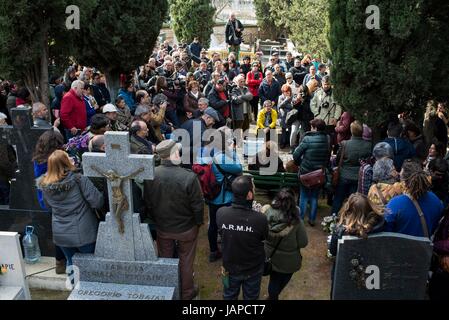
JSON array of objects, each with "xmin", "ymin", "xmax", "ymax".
[
  {"xmin": 332, "ymin": 232, "xmax": 432, "ymax": 300},
  {"xmin": 0, "ymin": 232, "xmax": 31, "ymax": 300},
  {"xmin": 0, "ymin": 107, "xmax": 53, "ymax": 256},
  {"xmin": 69, "ymin": 132, "xmax": 180, "ymax": 300}
]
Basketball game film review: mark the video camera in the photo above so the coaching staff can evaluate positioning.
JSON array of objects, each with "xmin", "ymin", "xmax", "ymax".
[{"xmin": 166, "ymin": 77, "xmax": 186, "ymax": 90}]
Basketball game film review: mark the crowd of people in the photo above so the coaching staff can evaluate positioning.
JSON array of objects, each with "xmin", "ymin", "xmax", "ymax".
[{"xmin": 1, "ymin": 13, "xmax": 449, "ymax": 300}]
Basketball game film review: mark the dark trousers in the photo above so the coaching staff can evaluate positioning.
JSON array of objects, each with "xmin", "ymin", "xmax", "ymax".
[
  {"xmin": 165, "ymin": 109, "xmax": 180, "ymax": 128},
  {"xmin": 268, "ymin": 271, "xmax": 294, "ymax": 300},
  {"xmin": 55, "ymin": 245, "xmax": 66, "ymax": 261},
  {"xmin": 250, "ymin": 97, "xmax": 259, "ymax": 122},
  {"xmin": 157, "ymin": 226, "xmax": 199, "ymax": 300},
  {"xmin": 208, "ymin": 203, "xmax": 230, "ymax": 253},
  {"xmin": 429, "ymin": 270, "xmax": 449, "ymax": 300},
  {"xmin": 0, "ymin": 181, "xmax": 10, "ymax": 205},
  {"xmin": 224, "ymin": 269, "xmax": 263, "ymax": 300},
  {"xmin": 281, "ymin": 127, "xmax": 290, "ymax": 147},
  {"xmin": 331, "ymin": 178, "xmax": 358, "ymax": 215}
]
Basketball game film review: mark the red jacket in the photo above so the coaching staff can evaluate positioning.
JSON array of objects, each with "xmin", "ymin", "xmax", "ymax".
[
  {"xmin": 60, "ymin": 89, "xmax": 87, "ymax": 130},
  {"xmin": 335, "ymin": 111, "xmax": 354, "ymax": 144},
  {"xmin": 246, "ymin": 71, "xmax": 263, "ymax": 97}
]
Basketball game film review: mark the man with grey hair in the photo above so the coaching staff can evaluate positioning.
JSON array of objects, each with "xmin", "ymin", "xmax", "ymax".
[
  {"xmin": 225, "ymin": 12, "xmax": 244, "ymax": 57},
  {"xmin": 32, "ymin": 102, "xmax": 61, "ymax": 131},
  {"xmin": 91, "ymin": 135, "xmax": 106, "ymax": 153},
  {"xmin": 61, "ymin": 80, "xmax": 86, "ymax": 138}
]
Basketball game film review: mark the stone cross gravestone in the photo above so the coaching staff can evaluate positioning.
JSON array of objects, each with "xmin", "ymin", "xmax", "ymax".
[
  {"xmin": 0, "ymin": 107, "xmax": 53, "ymax": 256},
  {"xmin": 332, "ymin": 232, "xmax": 433, "ymax": 300},
  {"xmin": 68, "ymin": 132, "xmax": 180, "ymax": 300},
  {"xmin": 0, "ymin": 232, "xmax": 31, "ymax": 300}
]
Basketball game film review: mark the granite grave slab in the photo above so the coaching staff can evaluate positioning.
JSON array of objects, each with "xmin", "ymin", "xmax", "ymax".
[
  {"xmin": 0, "ymin": 231, "xmax": 31, "ymax": 300},
  {"xmin": 0, "ymin": 107, "xmax": 53, "ymax": 256},
  {"xmin": 332, "ymin": 232, "xmax": 433, "ymax": 300}
]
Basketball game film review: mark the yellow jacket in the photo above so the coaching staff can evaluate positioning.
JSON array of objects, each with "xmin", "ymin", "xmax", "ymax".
[{"xmin": 257, "ymin": 109, "xmax": 278, "ymax": 129}]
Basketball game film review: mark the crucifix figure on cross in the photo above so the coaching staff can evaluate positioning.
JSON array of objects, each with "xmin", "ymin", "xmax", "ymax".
[
  {"xmin": 82, "ymin": 132, "xmax": 154, "ymax": 258},
  {"xmin": 90, "ymin": 166, "xmax": 144, "ymax": 234}
]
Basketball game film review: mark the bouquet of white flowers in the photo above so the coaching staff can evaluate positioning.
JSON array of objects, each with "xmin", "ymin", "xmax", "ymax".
[
  {"xmin": 252, "ymin": 201, "xmax": 263, "ymax": 212},
  {"xmin": 321, "ymin": 214, "xmax": 338, "ymax": 234}
]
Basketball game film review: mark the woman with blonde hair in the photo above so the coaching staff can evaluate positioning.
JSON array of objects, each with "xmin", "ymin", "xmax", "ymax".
[{"xmin": 38, "ymin": 150, "xmax": 104, "ymax": 269}]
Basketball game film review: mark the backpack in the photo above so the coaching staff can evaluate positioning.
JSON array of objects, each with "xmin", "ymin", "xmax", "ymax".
[
  {"xmin": 357, "ymin": 156, "xmax": 376, "ymax": 195},
  {"xmin": 192, "ymin": 163, "xmax": 222, "ymax": 201}
]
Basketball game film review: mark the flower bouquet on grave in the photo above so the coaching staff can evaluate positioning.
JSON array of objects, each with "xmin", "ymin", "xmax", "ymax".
[
  {"xmin": 64, "ymin": 131, "xmax": 90, "ymax": 167},
  {"xmin": 322, "ymin": 214, "xmax": 338, "ymax": 259},
  {"xmin": 252, "ymin": 201, "xmax": 264, "ymax": 212},
  {"xmin": 321, "ymin": 213, "xmax": 338, "ymax": 234}
]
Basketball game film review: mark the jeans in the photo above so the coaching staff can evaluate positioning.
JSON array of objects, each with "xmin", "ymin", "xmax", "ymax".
[
  {"xmin": 55, "ymin": 245, "xmax": 66, "ymax": 261},
  {"xmin": 0, "ymin": 181, "xmax": 10, "ymax": 205},
  {"xmin": 208, "ymin": 203, "xmax": 230, "ymax": 253},
  {"xmin": 331, "ymin": 178, "xmax": 358, "ymax": 215},
  {"xmin": 224, "ymin": 269, "xmax": 263, "ymax": 300},
  {"xmin": 299, "ymin": 185, "xmax": 320, "ymax": 222},
  {"xmin": 268, "ymin": 271, "xmax": 293, "ymax": 300},
  {"xmin": 290, "ymin": 120, "xmax": 300, "ymax": 148},
  {"xmin": 60, "ymin": 242, "xmax": 96, "ymax": 267}
]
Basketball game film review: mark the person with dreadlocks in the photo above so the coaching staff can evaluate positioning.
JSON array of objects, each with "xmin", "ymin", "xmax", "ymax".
[{"xmin": 385, "ymin": 160, "xmax": 444, "ymax": 237}]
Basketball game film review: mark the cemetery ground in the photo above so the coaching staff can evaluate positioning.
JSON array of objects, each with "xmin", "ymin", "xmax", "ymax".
[{"xmin": 30, "ymin": 196, "xmax": 333, "ymax": 300}]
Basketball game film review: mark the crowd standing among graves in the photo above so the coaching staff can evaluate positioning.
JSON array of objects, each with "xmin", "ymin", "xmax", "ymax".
[{"xmin": 0, "ymin": 12, "xmax": 449, "ymax": 300}]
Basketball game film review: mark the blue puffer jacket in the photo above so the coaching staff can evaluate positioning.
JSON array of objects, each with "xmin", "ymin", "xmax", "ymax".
[
  {"xmin": 118, "ymin": 89, "xmax": 136, "ymax": 115},
  {"xmin": 209, "ymin": 151, "xmax": 243, "ymax": 205}
]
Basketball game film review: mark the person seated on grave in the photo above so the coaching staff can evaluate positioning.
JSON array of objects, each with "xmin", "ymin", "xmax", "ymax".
[
  {"xmin": 428, "ymin": 207, "xmax": 449, "ymax": 300},
  {"xmin": 328, "ymin": 193, "xmax": 385, "ymax": 292},
  {"xmin": 144, "ymin": 139, "xmax": 204, "ymax": 300},
  {"xmin": 32, "ymin": 130, "xmax": 67, "ymax": 274},
  {"xmin": 37, "ymin": 150, "xmax": 104, "ymax": 270},
  {"xmin": 257, "ymin": 100, "xmax": 278, "ymax": 142},
  {"xmin": 261, "ymin": 188, "xmax": 308, "ymax": 300},
  {"xmin": 385, "ymin": 160, "xmax": 444, "ymax": 237},
  {"xmin": 32, "ymin": 102, "xmax": 60, "ymax": 131},
  {"xmin": 248, "ymin": 140, "xmax": 285, "ymax": 173}
]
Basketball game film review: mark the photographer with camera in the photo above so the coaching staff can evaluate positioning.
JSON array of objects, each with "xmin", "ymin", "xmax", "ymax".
[
  {"xmin": 194, "ymin": 62, "xmax": 212, "ymax": 91},
  {"xmin": 148, "ymin": 76, "xmax": 181, "ymax": 128},
  {"xmin": 310, "ymin": 76, "xmax": 342, "ymax": 150}
]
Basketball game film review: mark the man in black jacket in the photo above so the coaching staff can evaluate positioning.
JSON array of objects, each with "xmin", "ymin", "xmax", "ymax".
[
  {"xmin": 217, "ymin": 175, "xmax": 268, "ymax": 300},
  {"xmin": 92, "ymin": 73, "xmax": 111, "ymax": 108},
  {"xmin": 225, "ymin": 12, "xmax": 244, "ymax": 58}
]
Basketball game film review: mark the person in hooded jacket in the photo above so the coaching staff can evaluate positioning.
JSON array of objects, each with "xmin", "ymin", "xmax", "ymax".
[
  {"xmin": 38, "ymin": 150, "xmax": 104, "ymax": 268},
  {"xmin": 262, "ymin": 188, "xmax": 308, "ymax": 300}
]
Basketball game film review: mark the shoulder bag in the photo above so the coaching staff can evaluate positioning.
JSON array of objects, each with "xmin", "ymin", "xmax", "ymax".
[
  {"xmin": 404, "ymin": 193, "xmax": 429, "ymax": 238},
  {"xmin": 263, "ymin": 237, "xmax": 283, "ymax": 276},
  {"xmin": 332, "ymin": 142, "xmax": 345, "ymax": 187},
  {"xmin": 300, "ymin": 167, "xmax": 326, "ymax": 189}
]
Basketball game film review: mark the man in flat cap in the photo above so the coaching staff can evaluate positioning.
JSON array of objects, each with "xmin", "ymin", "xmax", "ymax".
[{"xmin": 144, "ymin": 139, "xmax": 204, "ymax": 300}]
